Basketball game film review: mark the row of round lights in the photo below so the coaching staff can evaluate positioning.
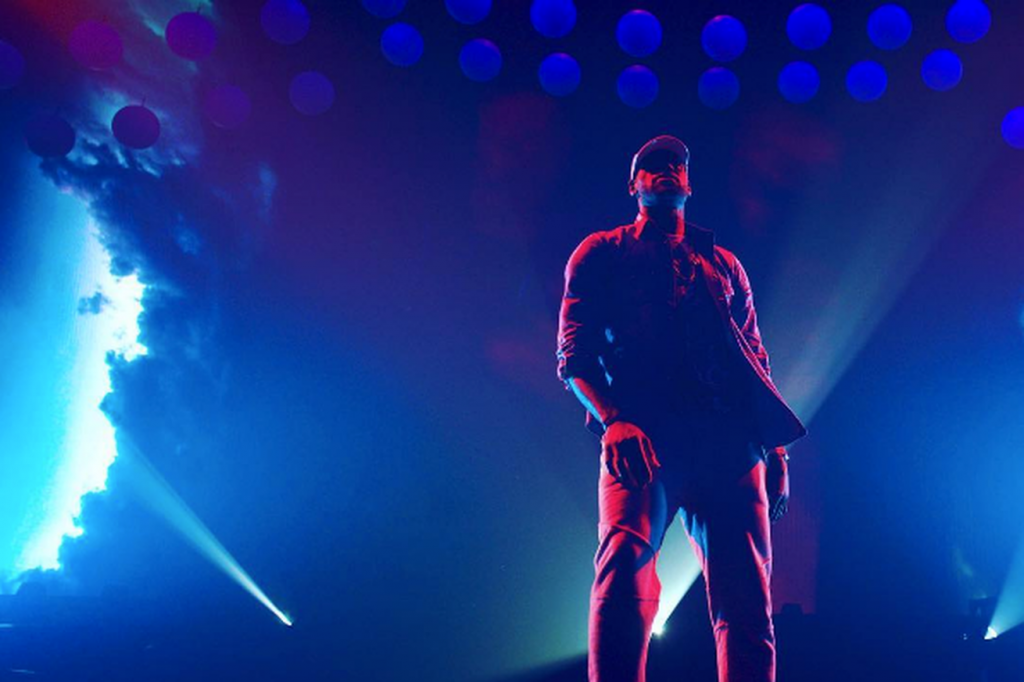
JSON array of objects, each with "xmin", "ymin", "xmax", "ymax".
[
  {"xmin": 360, "ymin": 0, "xmax": 1022, "ymax": 149},
  {"xmin": 1, "ymin": 0, "xmax": 1021, "ymax": 151},
  {"xmin": 0, "ymin": 0, "xmax": 344, "ymax": 158}
]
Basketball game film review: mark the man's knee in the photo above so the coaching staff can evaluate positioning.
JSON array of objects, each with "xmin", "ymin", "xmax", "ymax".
[
  {"xmin": 592, "ymin": 529, "xmax": 661, "ymax": 602},
  {"xmin": 710, "ymin": 603, "xmax": 774, "ymax": 643}
]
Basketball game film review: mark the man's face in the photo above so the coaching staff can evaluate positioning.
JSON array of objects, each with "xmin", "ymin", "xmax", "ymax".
[{"xmin": 630, "ymin": 149, "xmax": 691, "ymax": 208}]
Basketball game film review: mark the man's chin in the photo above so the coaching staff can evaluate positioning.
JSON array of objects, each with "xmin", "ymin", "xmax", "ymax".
[{"xmin": 646, "ymin": 190, "xmax": 686, "ymax": 207}]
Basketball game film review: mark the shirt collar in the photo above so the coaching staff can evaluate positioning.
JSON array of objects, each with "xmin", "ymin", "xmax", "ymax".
[{"xmin": 633, "ymin": 215, "xmax": 716, "ymax": 257}]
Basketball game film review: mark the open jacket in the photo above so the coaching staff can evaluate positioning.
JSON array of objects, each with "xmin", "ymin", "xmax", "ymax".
[{"xmin": 556, "ymin": 218, "xmax": 807, "ymax": 449}]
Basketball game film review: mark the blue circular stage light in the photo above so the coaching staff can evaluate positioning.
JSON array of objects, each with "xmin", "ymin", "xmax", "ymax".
[
  {"xmin": 698, "ymin": 67, "xmax": 739, "ymax": 110},
  {"xmin": 538, "ymin": 53, "xmax": 580, "ymax": 96},
  {"xmin": 946, "ymin": 0, "xmax": 991, "ymax": 44},
  {"xmin": 166, "ymin": 11, "xmax": 217, "ymax": 60},
  {"xmin": 617, "ymin": 65, "xmax": 658, "ymax": 108},
  {"xmin": 778, "ymin": 61, "xmax": 820, "ymax": 103},
  {"xmin": 380, "ymin": 22, "xmax": 424, "ymax": 67},
  {"xmin": 446, "ymin": 0, "xmax": 491, "ymax": 25},
  {"xmin": 25, "ymin": 114, "xmax": 75, "ymax": 157},
  {"xmin": 1003, "ymin": 108, "xmax": 1024, "ymax": 149},
  {"xmin": 921, "ymin": 49, "xmax": 963, "ymax": 92},
  {"xmin": 361, "ymin": 0, "xmax": 407, "ymax": 20},
  {"xmin": 112, "ymin": 105, "xmax": 161, "ymax": 149},
  {"xmin": 460, "ymin": 39, "xmax": 502, "ymax": 82},
  {"xmin": 616, "ymin": 10, "xmax": 662, "ymax": 58},
  {"xmin": 0, "ymin": 40, "xmax": 26, "ymax": 90},
  {"xmin": 289, "ymin": 70, "xmax": 335, "ymax": 115},
  {"xmin": 786, "ymin": 4, "xmax": 831, "ymax": 51},
  {"xmin": 531, "ymin": 0, "xmax": 576, "ymax": 39},
  {"xmin": 702, "ymin": 15, "xmax": 747, "ymax": 63},
  {"xmin": 846, "ymin": 61, "xmax": 887, "ymax": 102},
  {"xmin": 867, "ymin": 4, "xmax": 912, "ymax": 50},
  {"xmin": 261, "ymin": 0, "xmax": 311, "ymax": 44}
]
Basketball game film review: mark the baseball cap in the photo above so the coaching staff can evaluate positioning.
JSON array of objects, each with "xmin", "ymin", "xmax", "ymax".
[{"xmin": 630, "ymin": 135, "xmax": 690, "ymax": 180}]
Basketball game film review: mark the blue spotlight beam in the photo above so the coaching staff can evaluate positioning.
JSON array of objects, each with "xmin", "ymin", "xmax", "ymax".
[{"xmin": 119, "ymin": 435, "xmax": 293, "ymax": 626}]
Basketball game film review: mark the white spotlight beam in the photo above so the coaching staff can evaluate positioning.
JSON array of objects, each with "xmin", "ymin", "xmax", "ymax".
[
  {"xmin": 990, "ymin": 525, "xmax": 1024, "ymax": 638},
  {"xmin": 119, "ymin": 435, "xmax": 292, "ymax": 626},
  {"xmin": 651, "ymin": 516, "xmax": 703, "ymax": 636}
]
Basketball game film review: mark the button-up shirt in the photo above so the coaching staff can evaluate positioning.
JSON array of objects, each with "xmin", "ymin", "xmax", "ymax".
[{"xmin": 556, "ymin": 218, "xmax": 807, "ymax": 448}]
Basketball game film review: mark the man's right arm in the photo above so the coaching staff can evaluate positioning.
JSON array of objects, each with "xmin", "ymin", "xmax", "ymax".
[
  {"xmin": 556, "ymin": 234, "xmax": 660, "ymax": 488},
  {"xmin": 556, "ymin": 233, "xmax": 617, "ymax": 423}
]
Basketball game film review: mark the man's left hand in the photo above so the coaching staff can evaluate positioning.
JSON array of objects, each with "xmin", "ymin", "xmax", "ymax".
[{"xmin": 766, "ymin": 447, "xmax": 790, "ymax": 524}]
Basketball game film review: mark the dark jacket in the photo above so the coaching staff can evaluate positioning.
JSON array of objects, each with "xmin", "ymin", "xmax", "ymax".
[{"xmin": 556, "ymin": 218, "xmax": 807, "ymax": 449}]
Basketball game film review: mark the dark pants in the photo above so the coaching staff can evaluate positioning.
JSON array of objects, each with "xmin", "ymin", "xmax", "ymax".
[{"xmin": 588, "ymin": 410, "xmax": 775, "ymax": 682}]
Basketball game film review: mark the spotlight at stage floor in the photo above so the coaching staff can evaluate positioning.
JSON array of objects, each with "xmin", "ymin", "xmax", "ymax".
[
  {"xmin": 990, "ymin": 524, "xmax": 1024, "ymax": 640},
  {"xmin": 119, "ymin": 435, "xmax": 293, "ymax": 627},
  {"xmin": 650, "ymin": 518, "xmax": 703, "ymax": 637}
]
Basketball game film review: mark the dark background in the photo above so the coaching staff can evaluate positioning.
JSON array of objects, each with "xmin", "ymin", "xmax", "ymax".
[{"xmin": 1, "ymin": 1, "xmax": 1023, "ymax": 680}]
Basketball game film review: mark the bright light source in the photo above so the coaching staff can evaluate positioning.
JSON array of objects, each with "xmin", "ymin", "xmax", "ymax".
[
  {"xmin": 120, "ymin": 435, "xmax": 293, "ymax": 627},
  {"xmin": 649, "ymin": 516, "xmax": 703, "ymax": 638},
  {"xmin": 985, "ymin": 626, "xmax": 998, "ymax": 640},
  {"xmin": 14, "ymin": 217, "xmax": 147, "ymax": 575}
]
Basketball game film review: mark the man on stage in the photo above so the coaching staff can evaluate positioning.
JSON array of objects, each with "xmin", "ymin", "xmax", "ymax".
[{"xmin": 556, "ymin": 135, "xmax": 807, "ymax": 682}]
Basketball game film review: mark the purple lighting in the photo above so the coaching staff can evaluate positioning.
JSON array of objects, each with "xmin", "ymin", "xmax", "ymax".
[
  {"xmin": 205, "ymin": 86, "xmax": 252, "ymax": 129},
  {"xmin": 289, "ymin": 71, "xmax": 335, "ymax": 116},
  {"xmin": 68, "ymin": 20, "xmax": 123, "ymax": 70},
  {"xmin": 166, "ymin": 12, "xmax": 217, "ymax": 61},
  {"xmin": 0, "ymin": 40, "xmax": 25, "ymax": 90}
]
